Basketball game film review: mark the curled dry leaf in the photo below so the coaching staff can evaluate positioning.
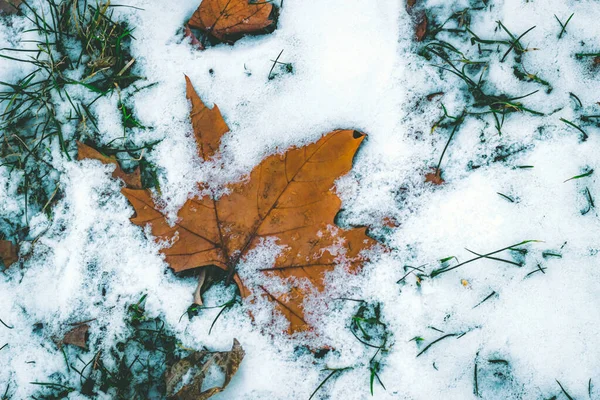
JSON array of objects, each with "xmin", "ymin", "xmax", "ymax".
[
  {"xmin": 77, "ymin": 142, "xmax": 143, "ymax": 189},
  {"xmin": 187, "ymin": 0, "xmax": 276, "ymax": 43},
  {"xmin": 165, "ymin": 339, "xmax": 244, "ymax": 400},
  {"xmin": 118, "ymin": 77, "xmax": 377, "ymax": 333},
  {"xmin": 0, "ymin": 0, "xmax": 21, "ymax": 14},
  {"xmin": 62, "ymin": 323, "xmax": 90, "ymax": 349},
  {"xmin": 426, "ymin": 91, "xmax": 444, "ymax": 101},
  {"xmin": 0, "ymin": 240, "xmax": 17, "ymax": 268},
  {"xmin": 425, "ymin": 168, "xmax": 444, "ymax": 185}
]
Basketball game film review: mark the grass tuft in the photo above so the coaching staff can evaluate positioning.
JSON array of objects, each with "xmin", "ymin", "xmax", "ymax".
[
  {"xmin": 31, "ymin": 294, "xmax": 200, "ymax": 399},
  {"xmin": 0, "ymin": 0, "xmax": 152, "ymax": 244}
]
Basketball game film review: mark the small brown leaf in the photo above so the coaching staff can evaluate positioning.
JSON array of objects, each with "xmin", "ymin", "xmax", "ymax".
[
  {"xmin": 426, "ymin": 92, "xmax": 444, "ymax": 101},
  {"xmin": 425, "ymin": 168, "xmax": 444, "ymax": 185},
  {"xmin": 415, "ymin": 13, "xmax": 428, "ymax": 42},
  {"xmin": 0, "ymin": 0, "xmax": 22, "ymax": 14},
  {"xmin": 0, "ymin": 240, "xmax": 17, "ymax": 268},
  {"xmin": 187, "ymin": 0, "xmax": 276, "ymax": 43},
  {"xmin": 62, "ymin": 324, "xmax": 89, "ymax": 349},
  {"xmin": 165, "ymin": 339, "xmax": 244, "ymax": 400},
  {"xmin": 77, "ymin": 142, "xmax": 143, "ymax": 189}
]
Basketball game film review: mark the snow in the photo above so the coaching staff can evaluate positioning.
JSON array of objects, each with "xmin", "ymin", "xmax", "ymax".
[{"xmin": 2, "ymin": 0, "xmax": 600, "ymax": 399}]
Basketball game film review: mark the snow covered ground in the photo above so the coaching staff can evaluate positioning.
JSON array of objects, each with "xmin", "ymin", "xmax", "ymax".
[{"xmin": 2, "ymin": 0, "xmax": 600, "ymax": 398}]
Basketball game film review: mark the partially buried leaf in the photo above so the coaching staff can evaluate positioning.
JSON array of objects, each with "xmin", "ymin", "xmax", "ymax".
[
  {"xmin": 184, "ymin": 24, "xmax": 205, "ymax": 50},
  {"xmin": 0, "ymin": 0, "xmax": 21, "ymax": 14},
  {"xmin": 0, "ymin": 240, "xmax": 17, "ymax": 268},
  {"xmin": 121, "ymin": 77, "xmax": 378, "ymax": 333},
  {"xmin": 382, "ymin": 217, "xmax": 400, "ymax": 228},
  {"xmin": 62, "ymin": 324, "xmax": 89, "ymax": 349},
  {"xmin": 426, "ymin": 91, "xmax": 444, "ymax": 101},
  {"xmin": 77, "ymin": 142, "xmax": 143, "ymax": 189},
  {"xmin": 415, "ymin": 12, "xmax": 428, "ymax": 42},
  {"xmin": 425, "ymin": 168, "xmax": 444, "ymax": 185},
  {"xmin": 165, "ymin": 339, "xmax": 244, "ymax": 400},
  {"xmin": 187, "ymin": 0, "xmax": 276, "ymax": 43}
]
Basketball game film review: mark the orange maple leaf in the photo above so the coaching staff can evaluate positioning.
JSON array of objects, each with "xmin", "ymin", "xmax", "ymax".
[{"xmin": 80, "ymin": 77, "xmax": 377, "ymax": 333}]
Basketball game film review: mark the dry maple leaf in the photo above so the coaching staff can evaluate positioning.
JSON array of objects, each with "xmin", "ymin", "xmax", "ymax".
[
  {"xmin": 77, "ymin": 142, "xmax": 143, "ymax": 189},
  {"xmin": 187, "ymin": 0, "xmax": 276, "ymax": 43},
  {"xmin": 165, "ymin": 339, "xmax": 244, "ymax": 400},
  {"xmin": 0, "ymin": 240, "xmax": 17, "ymax": 268},
  {"xmin": 117, "ymin": 76, "xmax": 377, "ymax": 333}
]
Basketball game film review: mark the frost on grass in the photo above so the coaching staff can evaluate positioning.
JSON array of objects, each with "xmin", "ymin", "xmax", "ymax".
[{"xmin": 2, "ymin": 0, "xmax": 600, "ymax": 398}]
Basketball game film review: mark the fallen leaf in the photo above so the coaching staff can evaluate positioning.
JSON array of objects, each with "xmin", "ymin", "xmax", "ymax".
[
  {"xmin": 184, "ymin": 24, "xmax": 205, "ymax": 50},
  {"xmin": 415, "ymin": 12, "xmax": 428, "ymax": 42},
  {"xmin": 62, "ymin": 324, "xmax": 89, "ymax": 349},
  {"xmin": 119, "ymin": 76, "xmax": 377, "ymax": 333},
  {"xmin": 382, "ymin": 217, "xmax": 399, "ymax": 228},
  {"xmin": 0, "ymin": 0, "xmax": 21, "ymax": 14},
  {"xmin": 0, "ymin": 240, "xmax": 17, "ymax": 268},
  {"xmin": 426, "ymin": 91, "xmax": 444, "ymax": 101},
  {"xmin": 425, "ymin": 168, "xmax": 444, "ymax": 185},
  {"xmin": 165, "ymin": 339, "xmax": 244, "ymax": 400},
  {"xmin": 461, "ymin": 279, "xmax": 469, "ymax": 287},
  {"xmin": 187, "ymin": 0, "xmax": 276, "ymax": 43},
  {"xmin": 77, "ymin": 142, "xmax": 143, "ymax": 189}
]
